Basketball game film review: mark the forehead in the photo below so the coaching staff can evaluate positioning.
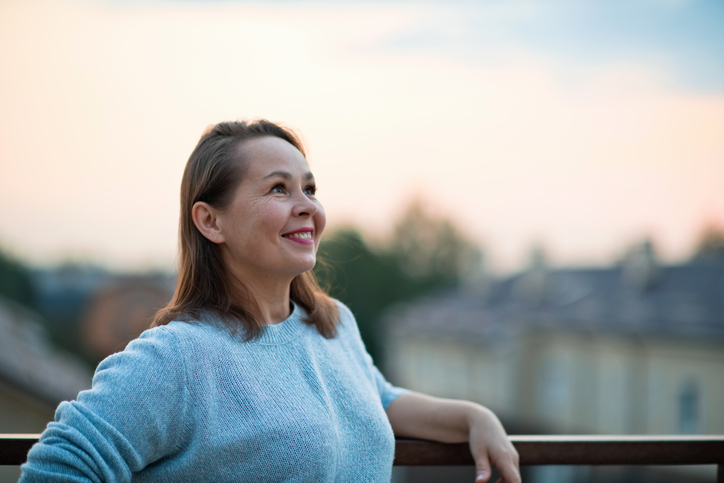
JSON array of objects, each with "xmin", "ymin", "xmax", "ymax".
[{"xmin": 236, "ymin": 136, "xmax": 310, "ymax": 177}]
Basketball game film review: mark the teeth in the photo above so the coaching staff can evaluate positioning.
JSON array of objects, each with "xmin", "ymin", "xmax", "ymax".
[{"xmin": 285, "ymin": 232, "xmax": 312, "ymax": 239}]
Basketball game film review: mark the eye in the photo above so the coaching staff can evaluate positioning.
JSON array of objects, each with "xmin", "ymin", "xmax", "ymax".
[
  {"xmin": 271, "ymin": 183, "xmax": 285, "ymax": 194},
  {"xmin": 304, "ymin": 184, "xmax": 317, "ymax": 196}
]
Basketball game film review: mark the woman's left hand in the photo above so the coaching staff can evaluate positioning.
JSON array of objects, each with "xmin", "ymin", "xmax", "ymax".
[
  {"xmin": 467, "ymin": 407, "xmax": 520, "ymax": 483},
  {"xmin": 386, "ymin": 392, "xmax": 521, "ymax": 483}
]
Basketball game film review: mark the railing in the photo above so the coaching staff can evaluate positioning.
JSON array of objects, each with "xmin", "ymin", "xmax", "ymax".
[{"xmin": 2, "ymin": 434, "xmax": 723, "ymax": 481}]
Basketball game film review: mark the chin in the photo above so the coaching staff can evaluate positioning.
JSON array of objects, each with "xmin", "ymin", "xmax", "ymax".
[{"xmin": 289, "ymin": 259, "xmax": 316, "ymax": 277}]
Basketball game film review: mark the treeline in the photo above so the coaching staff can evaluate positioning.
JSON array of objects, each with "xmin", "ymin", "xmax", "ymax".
[
  {"xmin": 0, "ymin": 248, "xmax": 35, "ymax": 310},
  {"xmin": 1, "ymin": 207, "xmax": 723, "ymax": 366},
  {"xmin": 0, "ymin": 201, "xmax": 481, "ymax": 366},
  {"xmin": 315, "ymin": 201, "xmax": 482, "ymax": 364}
]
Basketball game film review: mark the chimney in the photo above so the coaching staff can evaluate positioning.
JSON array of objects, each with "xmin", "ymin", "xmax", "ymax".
[
  {"xmin": 623, "ymin": 239, "xmax": 659, "ymax": 292},
  {"xmin": 515, "ymin": 244, "xmax": 549, "ymax": 306}
]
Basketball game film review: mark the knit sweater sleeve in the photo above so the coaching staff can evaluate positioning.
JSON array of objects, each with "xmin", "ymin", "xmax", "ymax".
[
  {"xmin": 336, "ymin": 301, "xmax": 408, "ymax": 409},
  {"xmin": 368, "ymin": 352, "xmax": 408, "ymax": 409},
  {"xmin": 19, "ymin": 326, "xmax": 190, "ymax": 483}
]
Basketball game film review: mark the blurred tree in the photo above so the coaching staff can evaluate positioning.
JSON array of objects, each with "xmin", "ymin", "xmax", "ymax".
[
  {"xmin": 693, "ymin": 224, "xmax": 724, "ymax": 260},
  {"xmin": 315, "ymin": 200, "xmax": 483, "ymax": 365},
  {"xmin": 0, "ymin": 246, "xmax": 35, "ymax": 309},
  {"xmin": 315, "ymin": 229, "xmax": 405, "ymax": 364},
  {"xmin": 390, "ymin": 199, "xmax": 482, "ymax": 283}
]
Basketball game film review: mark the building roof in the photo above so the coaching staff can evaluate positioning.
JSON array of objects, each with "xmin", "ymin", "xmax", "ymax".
[
  {"xmin": 0, "ymin": 298, "xmax": 92, "ymax": 406},
  {"xmin": 386, "ymin": 259, "xmax": 724, "ymax": 342}
]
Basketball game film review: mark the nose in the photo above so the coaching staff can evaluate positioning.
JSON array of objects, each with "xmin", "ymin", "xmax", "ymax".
[{"xmin": 293, "ymin": 191, "xmax": 318, "ymax": 217}]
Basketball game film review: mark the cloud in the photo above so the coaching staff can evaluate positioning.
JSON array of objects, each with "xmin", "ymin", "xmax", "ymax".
[
  {"xmin": 0, "ymin": 0, "xmax": 722, "ymax": 271},
  {"xmin": 370, "ymin": 0, "xmax": 724, "ymax": 92}
]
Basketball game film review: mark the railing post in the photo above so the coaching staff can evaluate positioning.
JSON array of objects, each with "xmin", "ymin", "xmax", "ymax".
[{"xmin": 717, "ymin": 463, "xmax": 722, "ymax": 483}]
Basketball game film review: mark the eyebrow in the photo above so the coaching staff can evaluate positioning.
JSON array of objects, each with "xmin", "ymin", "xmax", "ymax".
[{"xmin": 263, "ymin": 171, "xmax": 314, "ymax": 181}]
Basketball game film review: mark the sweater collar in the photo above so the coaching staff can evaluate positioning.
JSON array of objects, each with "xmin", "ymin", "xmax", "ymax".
[{"xmin": 256, "ymin": 301, "xmax": 306, "ymax": 345}]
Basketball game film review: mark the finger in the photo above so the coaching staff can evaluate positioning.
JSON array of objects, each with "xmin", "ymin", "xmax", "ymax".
[
  {"xmin": 489, "ymin": 443, "xmax": 520, "ymax": 483},
  {"xmin": 474, "ymin": 454, "xmax": 492, "ymax": 482},
  {"xmin": 496, "ymin": 458, "xmax": 521, "ymax": 483}
]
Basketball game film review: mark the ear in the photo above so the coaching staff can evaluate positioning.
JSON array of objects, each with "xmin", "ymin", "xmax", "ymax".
[{"xmin": 192, "ymin": 201, "xmax": 225, "ymax": 244}]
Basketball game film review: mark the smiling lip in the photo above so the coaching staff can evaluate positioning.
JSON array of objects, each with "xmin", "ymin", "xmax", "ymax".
[{"xmin": 281, "ymin": 228, "xmax": 314, "ymax": 245}]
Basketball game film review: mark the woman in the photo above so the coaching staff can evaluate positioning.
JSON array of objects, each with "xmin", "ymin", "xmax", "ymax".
[{"xmin": 20, "ymin": 120, "xmax": 520, "ymax": 483}]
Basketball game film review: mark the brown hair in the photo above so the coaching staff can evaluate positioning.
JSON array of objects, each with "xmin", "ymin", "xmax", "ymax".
[{"xmin": 152, "ymin": 119, "xmax": 338, "ymax": 340}]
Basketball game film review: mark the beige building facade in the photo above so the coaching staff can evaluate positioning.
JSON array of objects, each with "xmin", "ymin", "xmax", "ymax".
[
  {"xmin": 389, "ymin": 329, "xmax": 724, "ymax": 437},
  {"xmin": 385, "ymin": 251, "xmax": 724, "ymax": 482}
]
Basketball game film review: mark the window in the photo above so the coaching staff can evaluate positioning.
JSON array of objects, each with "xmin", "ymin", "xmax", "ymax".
[{"xmin": 678, "ymin": 379, "xmax": 700, "ymax": 434}]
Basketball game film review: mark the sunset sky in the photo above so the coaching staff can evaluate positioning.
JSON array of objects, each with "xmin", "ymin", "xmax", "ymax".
[{"xmin": 1, "ymin": 0, "xmax": 723, "ymax": 273}]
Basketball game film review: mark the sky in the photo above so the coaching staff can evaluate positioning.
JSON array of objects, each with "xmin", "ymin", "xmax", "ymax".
[{"xmin": 0, "ymin": 0, "xmax": 723, "ymax": 273}]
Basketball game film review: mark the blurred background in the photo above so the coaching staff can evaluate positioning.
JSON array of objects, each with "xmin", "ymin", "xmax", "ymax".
[{"xmin": 1, "ymin": 0, "xmax": 723, "ymax": 482}]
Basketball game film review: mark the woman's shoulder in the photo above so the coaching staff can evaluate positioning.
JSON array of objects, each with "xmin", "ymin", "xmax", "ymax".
[
  {"xmin": 124, "ymin": 321, "xmax": 192, "ymax": 350},
  {"xmin": 96, "ymin": 324, "xmax": 187, "ymax": 375},
  {"xmin": 331, "ymin": 298, "xmax": 354, "ymax": 322},
  {"xmin": 328, "ymin": 299, "xmax": 364, "ymax": 341},
  {"xmin": 144, "ymin": 316, "xmax": 228, "ymax": 342},
  {"xmin": 89, "ymin": 320, "xmax": 232, "ymax": 399},
  {"xmin": 100, "ymin": 320, "xmax": 222, "ymax": 373}
]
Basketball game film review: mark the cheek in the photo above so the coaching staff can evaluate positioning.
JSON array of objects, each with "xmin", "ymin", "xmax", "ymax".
[
  {"xmin": 254, "ymin": 204, "xmax": 286, "ymax": 231},
  {"xmin": 314, "ymin": 203, "xmax": 326, "ymax": 239}
]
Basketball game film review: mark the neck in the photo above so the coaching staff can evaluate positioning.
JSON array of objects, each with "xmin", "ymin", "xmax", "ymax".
[
  {"xmin": 248, "ymin": 282, "xmax": 293, "ymax": 326},
  {"xmin": 225, "ymin": 263, "xmax": 294, "ymax": 326}
]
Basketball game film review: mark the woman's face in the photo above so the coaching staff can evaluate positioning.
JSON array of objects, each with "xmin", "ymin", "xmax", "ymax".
[{"xmin": 216, "ymin": 136, "xmax": 326, "ymax": 283}]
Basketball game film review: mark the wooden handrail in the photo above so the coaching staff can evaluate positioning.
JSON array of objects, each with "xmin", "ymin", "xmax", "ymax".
[
  {"xmin": 3, "ymin": 433, "xmax": 723, "ymax": 479},
  {"xmin": 394, "ymin": 435, "xmax": 724, "ymax": 466},
  {"xmin": 0, "ymin": 434, "xmax": 39, "ymax": 466}
]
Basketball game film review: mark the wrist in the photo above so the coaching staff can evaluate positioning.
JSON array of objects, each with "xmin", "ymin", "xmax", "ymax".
[{"xmin": 465, "ymin": 403, "xmax": 494, "ymax": 432}]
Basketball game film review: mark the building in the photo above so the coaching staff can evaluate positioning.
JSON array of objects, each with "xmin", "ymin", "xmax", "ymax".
[
  {"xmin": 81, "ymin": 275, "xmax": 175, "ymax": 359},
  {"xmin": 0, "ymin": 298, "xmax": 92, "ymax": 483},
  {"xmin": 384, "ymin": 244, "xmax": 724, "ymax": 482}
]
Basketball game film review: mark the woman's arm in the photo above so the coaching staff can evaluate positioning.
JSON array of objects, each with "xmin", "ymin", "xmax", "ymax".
[
  {"xmin": 20, "ymin": 326, "xmax": 190, "ymax": 482},
  {"xmin": 385, "ymin": 391, "xmax": 520, "ymax": 483}
]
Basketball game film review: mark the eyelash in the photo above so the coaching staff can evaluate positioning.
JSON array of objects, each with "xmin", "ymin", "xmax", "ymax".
[{"xmin": 271, "ymin": 183, "xmax": 317, "ymax": 196}]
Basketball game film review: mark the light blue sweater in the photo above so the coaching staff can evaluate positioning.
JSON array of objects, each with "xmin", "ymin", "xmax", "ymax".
[{"xmin": 20, "ymin": 302, "xmax": 407, "ymax": 482}]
